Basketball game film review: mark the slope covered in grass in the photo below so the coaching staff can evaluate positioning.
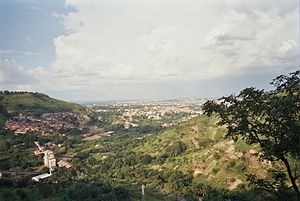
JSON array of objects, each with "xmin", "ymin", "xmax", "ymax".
[
  {"xmin": 76, "ymin": 114, "xmax": 273, "ymax": 200},
  {"xmin": 132, "ymin": 115, "xmax": 264, "ymax": 189},
  {"xmin": 0, "ymin": 91, "xmax": 87, "ymax": 119}
]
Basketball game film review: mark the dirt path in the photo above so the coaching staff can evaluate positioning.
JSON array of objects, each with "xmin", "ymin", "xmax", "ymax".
[
  {"xmin": 82, "ymin": 135, "xmax": 101, "ymax": 141},
  {"xmin": 191, "ymin": 138, "xmax": 200, "ymax": 149},
  {"xmin": 228, "ymin": 179, "xmax": 243, "ymax": 190}
]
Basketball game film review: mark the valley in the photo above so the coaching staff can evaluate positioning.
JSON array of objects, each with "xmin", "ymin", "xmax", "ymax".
[{"xmin": 0, "ymin": 91, "xmax": 298, "ymax": 201}]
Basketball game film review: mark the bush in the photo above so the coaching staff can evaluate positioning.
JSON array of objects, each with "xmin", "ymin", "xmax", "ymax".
[
  {"xmin": 212, "ymin": 167, "xmax": 220, "ymax": 174},
  {"xmin": 62, "ymin": 180, "xmax": 130, "ymax": 201},
  {"xmin": 227, "ymin": 160, "xmax": 236, "ymax": 169},
  {"xmin": 213, "ymin": 152, "xmax": 221, "ymax": 159},
  {"xmin": 198, "ymin": 138, "xmax": 214, "ymax": 148},
  {"xmin": 155, "ymin": 155, "xmax": 167, "ymax": 164},
  {"xmin": 140, "ymin": 155, "xmax": 153, "ymax": 164},
  {"xmin": 166, "ymin": 142, "xmax": 187, "ymax": 157},
  {"xmin": 167, "ymin": 171, "xmax": 193, "ymax": 193}
]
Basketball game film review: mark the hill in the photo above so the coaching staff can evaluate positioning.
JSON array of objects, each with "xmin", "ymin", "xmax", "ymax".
[
  {"xmin": 73, "ymin": 115, "xmax": 286, "ymax": 200},
  {"xmin": 132, "ymin": 115, "xmax": 262, "ymax": 188},
  {"xmin": 0, "ymin": 112, "xmax": 295, "ymax": 200},
  {"xmin": 0, "ymin": 91, "xmax": 87, "ymax": 122}
]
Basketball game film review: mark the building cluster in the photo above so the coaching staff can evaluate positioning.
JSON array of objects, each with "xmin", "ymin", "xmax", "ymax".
[
  {"xmin": 120, "ymin": 105, "xmax": 197, "ymax": 120},
  {"xmin": 34, "ymin": 141, "xmax": 72, "ymax": 170},
  {"xmin": 88, "ymin": 99, "xmax": 206, "ymax": 130},
  {"xmin": 4, "ymin": 114, "xmax": 43, "ymax": 134},
  {"xmin": 32, "ymin": 141, "xmax": 72, "ymax": 181},
  {"xmin": 109, "ymin": 103, "xmax": 202, "ymax": 129},
  {"xmin": 4, "ymin": 112, "xmax": 90, "ymax": 135},
  {"xmin": 41, "ymin": 112, "xmax": 90, "ymax": 125}
]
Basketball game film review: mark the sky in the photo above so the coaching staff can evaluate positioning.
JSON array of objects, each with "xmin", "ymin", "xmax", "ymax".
[{"xmin": 0, "ymin": 0, "xmax": 299, "ymax": 102}]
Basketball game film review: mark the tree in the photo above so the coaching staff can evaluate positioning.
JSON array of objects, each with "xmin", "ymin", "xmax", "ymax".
[
  {"xmin": 167, "ymin": 170, "xmax": 192, "ymax": 193},
  {"xmin": 203, "ymin": 71, "xmax": 299, "ymax": 195}
]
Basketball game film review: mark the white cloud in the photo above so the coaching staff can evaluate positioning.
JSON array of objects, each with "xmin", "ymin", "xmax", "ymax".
[
  {"xmin": 200, "ymin": 1, "xmax": 299, "ymax": 76},
  {"xmin": 2, "ymin": 0, "xmax": 298, "ymax": 99},
  {"xmin": 0, "ymin": 58, "xmax": 36, "ymax": 90},
  {"xmin": 47, "ymin": 0, "xmax": 298, "ymax": 87},
  {"xmin": 0, "ymin": 49, "xmax": 39, "ymax": 56}
]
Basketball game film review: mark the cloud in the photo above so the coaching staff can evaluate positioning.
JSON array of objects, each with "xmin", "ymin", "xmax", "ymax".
[
  {"xmin": 0, "ymin": 58, "xmax": 36, "ymax": 90},
  {"xmin": 2, "ymin": 0, "xmax": 299, "ymax": 100},
  {"xmin": 47, "ymin": 0, "xmax": 298, "ymax": 86},
  {"xmin": 0, "ymin": 49, "xmax": 39, "ymax": 56},
  {"xmin": 200, "ymin": 1, "xmax": 299, "ymax": 76}
]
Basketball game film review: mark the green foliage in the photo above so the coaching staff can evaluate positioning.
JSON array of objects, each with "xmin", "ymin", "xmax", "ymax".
[
  {"xmin": 0, "ymin": 179, "xmax": 130, "ymax": 201},
  {"xmin": 2, "ymin": 73, "xmax": 299, "ymax": 201},
  {"xmin": 234, "ymin": 139, "xmax": 253, "ymax": 153},
  {"xmin": 0, "ymin": 105, "xmax": 9, "ymax": 126},
  {"xmin": 0, "ymin": 91, "xmax": 87, "ymax": 118},
  {"xmin": 154, "ymin": 154, "xmax": 169, "ymax": 164},
  {"xmin": 0, "ymin": 141, "xmax": 9, "ymax": 152},
  {"xmin": 203, "ymin": 71, "xmax": 300, "ymax": 194},
  {"xmin": 247, "ymin": 169, "xmax": 286, "ymax": 192},
  {"xmin": 213, "ymin": 152, "xmax": 221, "ymax": 159},
  {"xmin": 165, "ymin": 141, "xmax": 187, "ymax": 157},
  {"xmin": 166, "ymin": 171, "xmax": 193, "ymax": 194},
  {"xmin": 140, "ymin": 154, "xmax": 153, "ymax": 164},
  {"xmin": 62, "ymin": 180, "xmax": 130, "ymax": 201},
  {"xmin": 247, "ymin": 170, "xmax": 298, "ymax": 201},
  {"xmin": 226, "ymin": 160, "xmax": 236, "ymax": 169},
  {"xmin": 0, "ymin": 133, "xmax": 43, "ymax": 169},
  {"xmin": 197, "ymin": 138, "xmax": 214, "ymax": 148},
  {"xmin": 214, "ymin": 128, "xmax": 225, "ymax": 141}
]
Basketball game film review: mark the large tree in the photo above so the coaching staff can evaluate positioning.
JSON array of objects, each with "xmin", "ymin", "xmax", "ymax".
[{"xmin": 203, "ymin": 71, "xmax": 299, "ymax": 194}]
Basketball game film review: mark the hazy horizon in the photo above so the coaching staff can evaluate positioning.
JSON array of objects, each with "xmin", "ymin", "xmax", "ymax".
[{"xmin": 1, "ymin": 0, "xmax": 299, "ymax": 102}]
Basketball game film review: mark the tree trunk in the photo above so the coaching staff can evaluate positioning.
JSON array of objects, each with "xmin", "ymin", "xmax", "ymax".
[{"xmin": 281, "ymin": 157, "xmax": 299, "ymax": 195}]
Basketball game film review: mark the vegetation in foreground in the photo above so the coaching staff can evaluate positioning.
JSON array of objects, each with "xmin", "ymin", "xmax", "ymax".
[
  {"xmin": 0, "ymin": 71, "xmax": 299, "ymax": 200},
  {"xmin": 203, "ymin": 71, "xmax": 300, "ymax": 199}
]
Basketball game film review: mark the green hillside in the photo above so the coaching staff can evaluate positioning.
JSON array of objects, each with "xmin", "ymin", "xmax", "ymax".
[
  {"xmin": 0, "ymin": 71, "xmax": 297, "ymax": 200},
  {"xmin": 133, "ymin": 115, "xmax": 262, "ymax": 187},
  {"xmin": 0, "ymin": 113, "xmax": 296, "ymax": 200},
  {"xmin": 0, "ymin": 91, "xmax": 87, "ymax": 119},
  {"xmin": 71, "ymin": 115, "xmax": 291, "ymax": 200}
]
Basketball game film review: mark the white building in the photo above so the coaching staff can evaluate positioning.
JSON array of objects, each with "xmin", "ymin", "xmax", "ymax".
[
  {"xmin": 44, "ymin": 150, "xmax": 56, "ymax": 170},
  {"xmin": 32, "ymin": 171, "xmax": 52, "ymax": 182}
]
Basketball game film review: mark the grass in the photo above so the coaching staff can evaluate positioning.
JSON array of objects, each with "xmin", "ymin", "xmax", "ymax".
[
  {"xmin": 60, "ymin": 114, "xmax": 273, "ymax": 198},
  {"xmin": 118, "ymin": 182, "xmax": 175, "ymax": 201},
  {"xmin": 234, "ymin": 139, "xmax": 256, "ymax": 153},
  {"xmin": 0, "ymin": 92, "xmax": 87, "ymax": 118}
]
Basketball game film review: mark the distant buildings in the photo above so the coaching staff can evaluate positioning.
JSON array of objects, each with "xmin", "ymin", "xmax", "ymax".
[
  {"xmin": 104, "ymin": 100, "xmax": 205, "ymax": 130},
  {"xmin": 4, "ymin": 112, "xmax": 91, "ymax": 135},
  {"xmin": 123, "ymin": 122, "xmax": 139, "ymax": 129}
]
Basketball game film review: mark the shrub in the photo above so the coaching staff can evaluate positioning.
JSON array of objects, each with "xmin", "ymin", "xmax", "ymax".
[
  {"xmin": 165, "ymin": 141, "xmax": 187, "ymax": 157},
  {"xmin": 198, "ymin": 138, "xmax": 214, "ymax": 148},
  {"xmin": 226, "ymin": 160, "xmax": 236, "ymax": 169},
  {"xmin": 140, "ymin": 155, "xmax": 153, "ymax": 164},
  {"xmin": 212, "ymin": 167, "xmax": 220, "ymax": 174},
  {"xmin": 213, "ymin": 152, "xmax": 221, "ymax": 159}
]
